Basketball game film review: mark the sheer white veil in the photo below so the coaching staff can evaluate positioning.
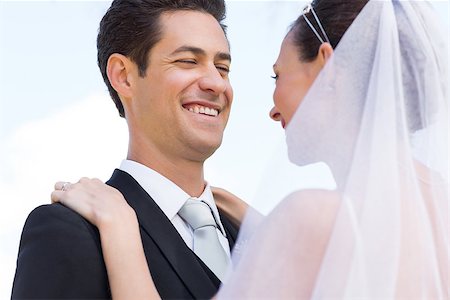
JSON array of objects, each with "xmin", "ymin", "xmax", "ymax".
[{"xmin": 219, "ymin": 0, "xmax": 448, "ymax": 298}]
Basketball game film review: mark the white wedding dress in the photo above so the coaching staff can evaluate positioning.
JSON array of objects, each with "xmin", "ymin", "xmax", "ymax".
[{"xmin": 218, "ymin": 1, "xmax": 449, "ymax": 299}]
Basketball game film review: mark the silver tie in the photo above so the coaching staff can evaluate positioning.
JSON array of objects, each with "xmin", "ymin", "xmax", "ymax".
[{"xmin": 178, "ymin": 199, "xmax": 229, "ymax": 281}]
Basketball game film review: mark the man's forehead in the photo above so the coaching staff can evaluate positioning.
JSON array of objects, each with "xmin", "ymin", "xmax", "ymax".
[{"xmin": 158, "ymin": 10, "xmax": 229, "ymax": 52}]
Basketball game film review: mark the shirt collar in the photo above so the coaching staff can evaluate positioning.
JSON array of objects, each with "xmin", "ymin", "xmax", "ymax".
[
  {"xmin": 119, "ymin": 160, "xmax": 226, "ymax": 236},
  {"xmin": 119, "ymin": 159, "xmax": 189, "ymax": 220}
]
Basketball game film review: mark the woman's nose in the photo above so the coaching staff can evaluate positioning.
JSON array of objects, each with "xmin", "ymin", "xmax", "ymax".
[{"xmin": 270, "ymin": 106, "xmax": 281, "ymax": 122}]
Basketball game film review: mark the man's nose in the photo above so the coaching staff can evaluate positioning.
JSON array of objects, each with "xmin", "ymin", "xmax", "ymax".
[
  {"xmin": 270, "ymin": 106, "xmax": 281, "ymax": 121},
  {"xmin": 198, "ymin": 66, "xmax": 227, "ymax": 96}
]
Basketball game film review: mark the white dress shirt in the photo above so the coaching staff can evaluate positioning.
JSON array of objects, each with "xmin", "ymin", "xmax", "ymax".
[{"xmin": 119, "ymin": 160, "xmax": 231, "ymax": 259}]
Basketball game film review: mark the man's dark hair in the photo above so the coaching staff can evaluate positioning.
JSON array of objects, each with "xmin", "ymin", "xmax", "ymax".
[{"xmin": 97, "ymin": 0, "xmax": 227, "ymax": 117}]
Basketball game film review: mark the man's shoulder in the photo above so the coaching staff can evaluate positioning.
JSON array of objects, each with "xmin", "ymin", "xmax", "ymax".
[
  {"xmin": 28, "ymin": 202, "xmax": 76, "ymax": 217},
  {"xmin": 13, "ymin": 206, "xmax": 109, "ymax": 299},
  {"xmin": 26, "ymin": 203, "xmax": 91, "ymax": 225},
  {"xmin": 22, "ymin": 203, "xmax": 99, "ymax": 242}
]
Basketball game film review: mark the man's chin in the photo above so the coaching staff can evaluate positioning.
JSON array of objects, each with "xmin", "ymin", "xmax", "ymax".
[{"xmin": 188, "ymin": 138, "xmax": 223, "ymax": 162}]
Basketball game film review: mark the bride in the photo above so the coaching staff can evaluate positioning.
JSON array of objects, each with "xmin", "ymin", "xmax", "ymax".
[{"xmin": 52, "ymin": 0, "xmax": 448, "ymax": 298}]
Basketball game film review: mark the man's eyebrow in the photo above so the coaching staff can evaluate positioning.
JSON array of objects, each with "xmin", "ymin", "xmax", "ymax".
[
  {"xmin": 170, "ymin": 46, "xmax": 231, "ymax": 62},
  {"xmin": 170, "ymin": 46, "xmax": 205, "ymax": 56},
  {"xmin": 215, "ymin": 52, "xmax": 231, "ymax": 62}
]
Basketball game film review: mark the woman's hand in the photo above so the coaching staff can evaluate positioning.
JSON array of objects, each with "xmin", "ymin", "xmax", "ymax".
[
  {"xmin": 52, "ymin": 178, "xmax": 160, "ymax": 299},
  {"xmin": 51, "ymin": 178, "xmax": 136, "ymax": 231},
  {"xmin": 212, "ymin": 187, "xmax": 249, "ymax": 227}
]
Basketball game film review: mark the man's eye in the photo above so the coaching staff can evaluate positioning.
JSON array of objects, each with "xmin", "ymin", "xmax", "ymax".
[
  {"xmin": 176, "ymin": 59, "xmax": 197, "ymax": 64},
  {"xmin": 271, "ymin": 74, "xmax": 279, "ymax": 80},
  {"xmin": 216, "ymin": 65, "xmax": 230, "ymax": 73}
]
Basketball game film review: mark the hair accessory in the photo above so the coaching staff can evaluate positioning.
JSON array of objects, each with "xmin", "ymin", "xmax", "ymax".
[{"xmin": 302, "ymin": 3, "xmax": 330, "ymax": 44}]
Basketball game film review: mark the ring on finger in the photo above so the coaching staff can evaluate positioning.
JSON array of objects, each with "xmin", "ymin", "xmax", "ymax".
[{"xmin": 61, "ymin": 182, "xmax": 71, "ymax": 192}]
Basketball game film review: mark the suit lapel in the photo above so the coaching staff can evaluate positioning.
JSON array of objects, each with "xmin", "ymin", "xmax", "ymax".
[{"xmin": 107, "ymin": 169, "xmax": 218, "ymax": 299}]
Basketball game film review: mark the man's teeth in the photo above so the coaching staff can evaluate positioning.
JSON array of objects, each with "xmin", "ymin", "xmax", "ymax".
[{"xmin": 188, "ymin": 106, "xmax": 219, "ymax": 117}]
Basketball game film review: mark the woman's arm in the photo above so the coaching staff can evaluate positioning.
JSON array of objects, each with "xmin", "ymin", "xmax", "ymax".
[
  {"xmin": 51, "ymin": 178, "xmax": 161, "ymax": 300},
  {"xmin": 212, "ymin": 187, "xmax": 249, "ymax": 227}
]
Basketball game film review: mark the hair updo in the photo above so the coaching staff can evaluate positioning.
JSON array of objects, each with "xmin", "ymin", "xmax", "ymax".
[{"xmin": 289, "ymin": 0, "xmax": 369, "ymax": 62}]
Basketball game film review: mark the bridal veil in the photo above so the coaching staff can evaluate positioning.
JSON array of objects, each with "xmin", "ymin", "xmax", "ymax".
[{"xmin": 219, "ymin": 0, "xmax": 448, "ymax": 298}]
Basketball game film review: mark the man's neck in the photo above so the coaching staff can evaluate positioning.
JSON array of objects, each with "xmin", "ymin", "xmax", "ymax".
[{"xmin": 127, "ymin": 140, "xmax": 206, "ymax": 197}]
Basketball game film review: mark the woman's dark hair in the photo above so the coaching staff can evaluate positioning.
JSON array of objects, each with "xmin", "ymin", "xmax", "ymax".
[
  {"xmin": 291, "ymin": 1, "xmax": 430, "ymax": 133},
  {"xmin": 97, "ymin": 0, "xmax": 227, "ymax": 117},
  {"xmin": 290, "ymin": 0, "xmax": 369, "ymax": 62}
]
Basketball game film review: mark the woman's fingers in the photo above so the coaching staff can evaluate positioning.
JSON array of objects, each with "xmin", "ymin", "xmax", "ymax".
[
  {"xmin": 54, "ymin": 181, "xmax": 72, "ymax": 191},
  {"xmin": 51, "ymin": 181, "xmax": 75, "ymax": 203},
  {"xmin": 51, "ymin": 182, "xmax": 80, "ymax": 205},
  {"xmin": 50, "ymin": 177, "xmax": 132, "ymax": 227},
  {"xmin": 51, "ymin": 190, "xmax": 65, "ymax": 203}
]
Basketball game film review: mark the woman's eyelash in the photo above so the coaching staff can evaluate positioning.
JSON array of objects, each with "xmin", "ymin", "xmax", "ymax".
[{"xmin": 271, "ymin": 75, "xmax": 279, "ymax": 80}]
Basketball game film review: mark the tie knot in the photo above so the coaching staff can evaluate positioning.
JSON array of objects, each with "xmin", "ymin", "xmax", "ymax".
[{"xmin": 178, "ymin": 199, "xmax": 217, "ymax": 230}]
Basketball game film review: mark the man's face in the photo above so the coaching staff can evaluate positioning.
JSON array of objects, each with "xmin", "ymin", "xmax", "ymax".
[{"xmin": 128, "ymin": 10, "xmax": 233, "ymax": 162}]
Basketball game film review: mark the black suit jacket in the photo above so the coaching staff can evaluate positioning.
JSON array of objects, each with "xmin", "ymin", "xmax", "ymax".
[{"xmin": 12, "ymin": 169, "xmax": 239, "ymax": 299}]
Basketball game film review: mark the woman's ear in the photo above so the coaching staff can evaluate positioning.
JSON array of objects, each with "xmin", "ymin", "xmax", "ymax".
[
  {"xmin": 318, "ymin": 43, "xmax": 334, "ymax": 64},
  {"xmin": 106, "ymin": 53, "xmax": 134, "ymax": 100}
]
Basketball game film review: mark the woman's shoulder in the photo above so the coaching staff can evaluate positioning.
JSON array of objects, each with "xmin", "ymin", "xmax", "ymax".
[
  {"xmin": 284, "ymin": 188, "xmax": 341, "ymax": 201},
  {"xmin": 271, "ymin": 189, "xmax": 341, "ymax": 234},
  {"xmin": 281, "ymin": 189, "xmax": 341, "ymax": 214}
]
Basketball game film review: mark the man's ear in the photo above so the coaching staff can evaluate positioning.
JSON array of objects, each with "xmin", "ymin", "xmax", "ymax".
[
  {"xmin": 318, "ymin": 43, "xmax": 333, "ymax": 64},
  {"xmin": 106, "ymin": 53, "xmax": 135, "ymax": 100}
]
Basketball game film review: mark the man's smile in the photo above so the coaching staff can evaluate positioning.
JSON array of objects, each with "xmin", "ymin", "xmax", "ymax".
[
  {"xmin": 183, "ymin": 104, "xmax": 219, "ymax": 117},
  {"xmin": 181, "ymin": 100, "xmax": 224, "ymax": 118}
]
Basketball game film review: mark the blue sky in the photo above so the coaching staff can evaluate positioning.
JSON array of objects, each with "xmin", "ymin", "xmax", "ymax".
[{"xmin": 0, "ymin": 0, "xmax": 448, "ymax": 297}]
